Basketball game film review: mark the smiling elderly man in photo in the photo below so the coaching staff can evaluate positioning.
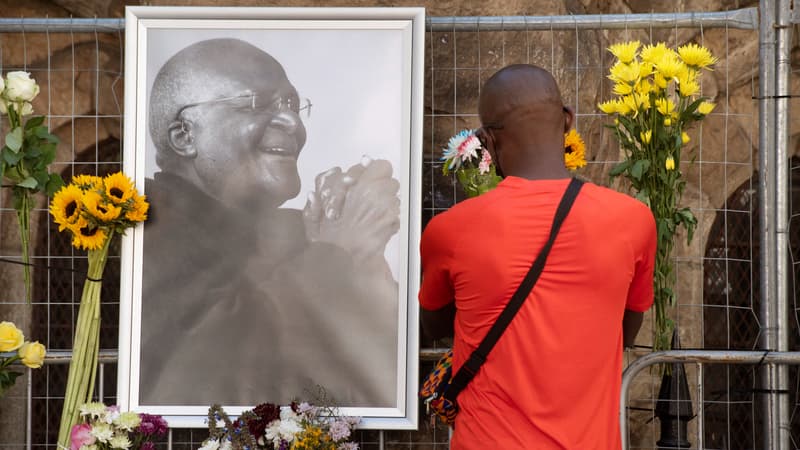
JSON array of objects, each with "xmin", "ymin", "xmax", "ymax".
[{"xmin": 140, "ymin": 38, "xmax": 400, "ymax": 407}]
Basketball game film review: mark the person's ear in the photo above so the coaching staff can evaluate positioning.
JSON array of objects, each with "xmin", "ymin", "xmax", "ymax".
[
  {"xmin": 167, "ymin": 120, "xmax": 197, "ymax": 158},
  {"xmin": 562, "ymin": 106, "xmax": 575, "ymax": 133}
]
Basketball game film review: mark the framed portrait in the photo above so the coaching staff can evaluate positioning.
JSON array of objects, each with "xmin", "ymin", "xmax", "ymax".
[{"xmin": 118, "ymin": 6, "xmax": 424, "ymax": 429}]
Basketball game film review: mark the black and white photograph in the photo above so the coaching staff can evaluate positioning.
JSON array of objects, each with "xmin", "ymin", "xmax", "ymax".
[{"xmin": 118, "ymin": 7, "xmax": 424, "ymax": 429}]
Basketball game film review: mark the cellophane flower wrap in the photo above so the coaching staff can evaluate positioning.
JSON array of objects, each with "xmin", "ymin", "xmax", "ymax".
[
  {"xmin": 0, "ymin": 320, "xmax": 46, "ymax": 397},
  {"xmin": 441, "ymin": 128, "xmax": 586, "ymax": 199},
  {"xmin": 51, "ymin": 173, "xmax": 149, "ymax": 450},
  {"xmin": 200, "ymin": 402, "xmax": 360, "ymax": 450},
  {"xmin": 68, "ymin": 402, "xmax": 168, "ymax": 450},
  {"xmin": 598, "ymin": 41, "xmax": 716, "ymax": 351},
  {"xmin": 0, "ymin": 71, "xmax": 64, "ymax": 303}
]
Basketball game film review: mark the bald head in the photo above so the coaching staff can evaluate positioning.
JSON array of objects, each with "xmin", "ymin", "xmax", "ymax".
[
  {"xmin": 479, "ymin": 64, "xmax": 564, "ymax": 128},
  {"xmin": 149, "ymin": 38, "xmax": 292, "ymax": 169},
  {"xmin": 477, "ymin": 64, "xmax": 572, "ymax": 180}
]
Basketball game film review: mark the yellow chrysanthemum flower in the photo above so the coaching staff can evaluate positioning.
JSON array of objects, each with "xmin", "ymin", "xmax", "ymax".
[
  {"xmin": 104, "ymin": 172, "xmax": 135, "ymax": 205},
  {"xmin": 71, "ymin": 174, "xmax": 103, "ymax": 191},
  {"xmin": 608, "ymin": 40, "xmax": 640, "ymax": 63},
  {"xmin": 613, "ymin": 82, "xmax": 634, "ymax": 96},
  {"xmin": 640, "ymin": 43, "xmax": 672, "ymax": 64},
  {"xmin": 621, "ymin": 95, "xmax": 640, "ymax": 117},
  {"xmin": 678, "ymin": 77, "xmax": 700, "ymax": 97},
  {"xmin": 635, "ymin": 92, "xmax": 651, "ymax": 110},
  {"xmin": 636, "ymin": 79, "xmax": 653, "ymax": 96},
  {"xmin": 598, "ymin": 99, "xmax": 619, "ymax": 114},
  {"xmin": 681, "ymin": 132, "xmax": 691, "ymax": 144},
  {"xmin": 50, "ymin": 184, "xmax": 84, "ymax": 232},
  {"xmin": 655, "ymin": 98, "xmax": 675, "ymax": 116},
  {"xmin": 82, "ymin": 191, "xmax": 121, "ymax": 222},
  {"xmin": 608, "ymin": 61, "xmax": 641, "ymax": 84},
  {"xmin": 665, "ymin": 155, "xmax": 676, "ymax": 170},
  {"xmin": 564, "ymin": 129, "xmax": 587, "ymax": 171},
  {"xmin": 697, "ymin": 101, "xmax": 716, "ymax": 115},
  {"xmin": 125, "ymin": 193, "xmax": 149, "ymax": 223},
  {"xmin": 72, "ymin": 225, "xmax": 108, "ymax": 251},
  {"xmin": 653, "ymin": 73, "xmax": 669, "ymax": 89},
  {"xmin": 640, "ymin": 130, "xmax": 652, "ymax": 144},
  {"xmin": 678, "ymin": 43, "xmax": 717, "ymax": 69},
  {"xmin": 655, "ymin": 54, "xmax": 686, "ymax": 81},
  {"xmin": 664, "ymin": 117, "xmax": 672, "ymax": 126}
]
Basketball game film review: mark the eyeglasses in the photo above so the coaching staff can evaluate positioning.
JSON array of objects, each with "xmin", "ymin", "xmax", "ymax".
[{"xmin": 175, "ymin": 91, "xmax": 312, "ymax": 120}]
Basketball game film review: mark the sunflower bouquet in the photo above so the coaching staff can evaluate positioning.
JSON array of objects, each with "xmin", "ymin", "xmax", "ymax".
[
  {"xmin": 598, "ymin": 40, "xmax": 716, "ymax": 351},
  {"xmin": 50, "ymin": 172, "xmax": 148, "ymax": 450},
  {"xmin": 442, "ymin": 128, "xmax": 586, "ymax": 199}
]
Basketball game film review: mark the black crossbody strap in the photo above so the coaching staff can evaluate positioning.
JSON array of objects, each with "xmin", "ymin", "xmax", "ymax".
[{"xmin": 444, "ymin": 177, "xmax": 584, "ymax": 403}]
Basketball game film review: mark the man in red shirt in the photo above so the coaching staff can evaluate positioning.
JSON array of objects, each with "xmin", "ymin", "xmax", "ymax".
[{"xmin": 419, "ymin": 64, "xmax": 657, "ymax": 449}]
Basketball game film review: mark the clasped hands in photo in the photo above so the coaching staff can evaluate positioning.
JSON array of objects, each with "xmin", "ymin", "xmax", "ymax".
[{"xmin": 303, "ymin": 157, "xmax": 401, "ymax": 261}]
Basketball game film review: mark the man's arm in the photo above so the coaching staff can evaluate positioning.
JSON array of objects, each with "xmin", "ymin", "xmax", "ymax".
[
  {"xmin": 421, "ymin": 302, "xmax": 456, "ymax": 341},
  {"xmin": 622, "ymin": 309, "xmax": 644, "ymax": 349}
]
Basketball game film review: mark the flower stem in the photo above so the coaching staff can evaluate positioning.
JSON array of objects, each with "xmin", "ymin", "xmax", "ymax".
[
  {"xmin": 15, "ymin": 189, "xmax": 33, "ymax": 304},
  {"xmin": 56, "ymin": 234, "xmax": 112, "ymax": 450}
]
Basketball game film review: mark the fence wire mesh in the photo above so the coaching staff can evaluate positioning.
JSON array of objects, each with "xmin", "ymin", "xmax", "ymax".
[{"xmin": 0, "ymin": 6, "xmax": 797, "ymax": 450}]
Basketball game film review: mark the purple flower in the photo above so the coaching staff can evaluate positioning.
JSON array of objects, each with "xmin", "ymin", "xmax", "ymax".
[
  {"xmin": 136, "ymin": 413, "xmax": 169, "ymax": 437},
  {"xmin": 328, "ymin": 420, "xmax": 352, "ymax": 441},
  {"xmin": 141, "ymin": 442, "xmax": 156, "ymax": 450},
  {"xmin": 279, "ymin": 439, "xmax": 290, "ymax": 450}
]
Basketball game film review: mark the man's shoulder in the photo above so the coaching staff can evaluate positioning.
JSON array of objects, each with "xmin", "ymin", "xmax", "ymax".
[{"xmin": 583, "ymin": 182, "xmax": 652, "ymax": 216}]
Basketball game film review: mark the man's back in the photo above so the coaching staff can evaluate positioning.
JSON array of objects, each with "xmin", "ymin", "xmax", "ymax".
[{"xmin": 419, "ymin": 177, "xmax": 655, "ymax": 449}]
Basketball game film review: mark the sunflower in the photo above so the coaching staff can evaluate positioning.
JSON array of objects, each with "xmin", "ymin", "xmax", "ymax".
[
  {"xmin": 71, "ymin": 225, "xmax": 108, "ymax": 251},
  {"xmin": 50, "ymin": 184, "xmax": 84, "ymax": 231},
  {"xmin": 125, "ymin": 193, "xmax": 149, "ymax": 223},
  {"xmin": 82, "ymin": 191, "xmax": 121, "ymax": 222},
  {"xmin": 71, "ymin": 174, "xmax": 103, "ymax": 191},
  {"xmin": 677, "ymin": 43, "xmax": 717, "ymax": 69},
  {"xmin": 103, "ymin": 172, "xmax": 135, "ymax": 204},
  {"xmin": 564, "ymin": 129, "xmax": 587, "ymax": 171}
]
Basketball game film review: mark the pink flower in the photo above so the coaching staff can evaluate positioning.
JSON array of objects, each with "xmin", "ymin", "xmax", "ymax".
[
  {"xmin": 478, "ymin": 150, "xmax": 492, "ymax": 174},
  {"xmin": 70, "ymin": 423, "xmax": 95, "ymax": 450}
]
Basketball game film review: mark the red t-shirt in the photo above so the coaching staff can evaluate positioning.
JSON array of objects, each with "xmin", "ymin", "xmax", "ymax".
[{"xmin": 419, "ymin": 177, "xmax": 656, "ymax": 450}]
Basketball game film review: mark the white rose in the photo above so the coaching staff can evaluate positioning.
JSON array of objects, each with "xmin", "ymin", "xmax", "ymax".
[
  {"xmin": 18, "ymin": 101, "xmax": 33, "ymax": 116},
  {"xmin": 4, "ymin": 71, "xmax": 39, "ymax": 102}
]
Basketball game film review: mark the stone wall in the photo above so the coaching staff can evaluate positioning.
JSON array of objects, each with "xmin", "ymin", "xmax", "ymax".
[{"xmin": 1, "ymin": 0, "xmax": 795, "ymax": 448}]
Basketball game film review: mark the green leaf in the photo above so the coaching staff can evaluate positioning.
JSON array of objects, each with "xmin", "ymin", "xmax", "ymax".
[
  {"xmin": 46, "ymin": 173, "xmax": 64, "ymax": 196},
  {"xmin": 634, "ymin": 189, "xmax": 651, "ymax": 207},
  {"xmin": 34, "ymin": 126, "xmax": 59, "ymax": 143},
  {"xmin": 40, "ymin": 143, "xmax": 57, "ymax": 165},
  {"xmin": 5, "ymin": 127, "xmax": 23, "ymax": 152},
  {"xmin": 630, "ymin": 159, "xmax": 651, "ymax": 181},
  {"xmin": 17, "ymin": 177, "xmax": 38, "ymax": 189},
  {"xmin": 3, "ymin": 148, "xmax": 23, "ymax": 165},
  {"xmin": 608, "ymin": 160, "xmax": 631, "ymax": 178},
  {"xmin": 24, "ymin": 116, "xmax": 45, "ymax": 130}
]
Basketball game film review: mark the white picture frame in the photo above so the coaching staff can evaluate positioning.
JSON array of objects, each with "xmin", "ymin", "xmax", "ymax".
[{"xmin": 118, "ymin": 6, "xmax": 424, "ymax": 430}]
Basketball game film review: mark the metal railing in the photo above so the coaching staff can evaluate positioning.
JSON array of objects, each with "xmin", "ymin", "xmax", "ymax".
[{"xmin": 620, "ymin": 350, "xmax": 800, "ymax": 449}]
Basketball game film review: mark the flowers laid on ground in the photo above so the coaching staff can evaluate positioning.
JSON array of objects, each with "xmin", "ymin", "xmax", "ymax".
[
  {"xmin": 69, "ymin": 402, "xmax": 168, "ymax": 450},
  {"xmin": 51, "ymin": 173, "xmax": 149, "ymax": 450},
  {"xmin": 0, "ymin": 71, "xmax": 63, "ymax": 303},
  {"xmin": 598, "ymin": 40, "xmax": 716, "ymax": 351},
  {"xmin": 441, "ymin": 128, "xmax": 586, "ymax": 198},
  {"xmin": 200, "ymin": 402, "xmax": 360, "ymax": 450},
  {"xmin": 0, "ymin": 320, "xmax": 46, "ymax": 397}
]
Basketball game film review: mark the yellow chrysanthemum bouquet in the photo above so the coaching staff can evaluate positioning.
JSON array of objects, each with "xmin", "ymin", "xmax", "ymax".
[
  {"xmin": 598, "ymin": 41, "xmax": 716, "ymax": 351},
  {"xmin": 49, "ymin": 172, "xmax": 149, "ymax": 449}
]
